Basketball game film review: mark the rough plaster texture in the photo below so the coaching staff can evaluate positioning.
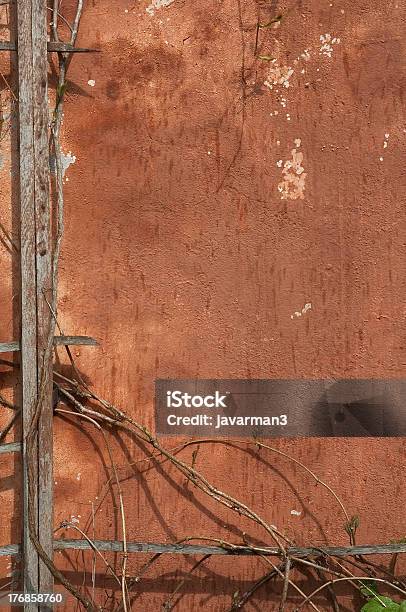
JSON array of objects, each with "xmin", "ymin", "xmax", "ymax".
[{"xmin": 1, "ymin": 0, "xmax": 406, "ymax": 609}]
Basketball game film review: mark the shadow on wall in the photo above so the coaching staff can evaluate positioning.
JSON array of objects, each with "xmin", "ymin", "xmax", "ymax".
[{"xmin": 310, "ymin": 379, "xmax": 405, "ymax": 436}]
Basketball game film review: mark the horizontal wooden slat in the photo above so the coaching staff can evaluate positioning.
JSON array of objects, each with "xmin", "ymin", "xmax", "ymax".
[
  {"xmin": 0, "ymin": 441, "xmax": 22, "ymax": 454},
  {"xmin": 52, "ymin": 540, "xmax": 406, "ymax": 557},
  {"xmin": 53, "ymin": 335, "xmax": 99, "ymax": 346},
  {"xmin": 0, "ymin": 41, "xmax": 99, "ymax": 53},
  {"xmin": 0, "ymin": 336, "xmax": 98, "ymax": 352},
  {"xmin": 1, "ymin": 540, "xmax": 406, "ymax": 558},
  {"xmin": 0, "ymin": 544, "xmax": 20, "ymax": 557},
  {"xmin": 0, "ymin": 342, "xmax": 19, "ymax": 353}
]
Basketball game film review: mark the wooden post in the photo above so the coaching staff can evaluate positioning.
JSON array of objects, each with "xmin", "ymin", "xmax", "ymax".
[{"xmin": 17, "ymin": 0, "xmax": 53, "ymax": 602}]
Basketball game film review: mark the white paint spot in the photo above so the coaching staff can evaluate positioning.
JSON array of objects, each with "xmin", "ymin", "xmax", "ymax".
[
  {"xmin": 278, "ymin": 142, "xmax": 307, "ymax": 200},
  {"xmin": 379, "ymin": 157, "xmax": 384, "ymax": 162},
  {"xmin": 319, "ymin": 33, "xmax": 340, "ymax": 58},
  {"xmin": 207, "ymin": 150, "xmax": 211, "ymax": 155},
  {"xmin": 290, "ymin": 509, "xmax": 302, "ymax": 516},
  {"xmin": 76, "ymin": 472, "xmax": 81, "ymax": 481},
  {"xmin": 146, "ymin": 0, "xmax": 176, "ymax": 16},
  {"xmin": 276, "ymin": 159, "xmax": 283, "ymax": 167},
  {"xmin": 61, "ymin": 151, "xmax": 76, "ymax": 177},
  {"xmin": 87, "ymin": 79, "xmax": 95, "ymax": 87},
  {"xmin": 264, "ymin": 64, "xmax": 294, "ymax": 91},
  {"xmin": 70, "ymin": 515, "xmax": 80, "ymax": 524},
  {"xmin": 291, "ymin": 302, "xmax": 312, "ymax": 319}
]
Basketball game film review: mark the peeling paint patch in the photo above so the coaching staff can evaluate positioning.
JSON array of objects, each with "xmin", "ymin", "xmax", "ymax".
[
  {"xmin": 300, "ymin": 48, "xmax": 311, "ymax": 61},
  {"xmin": 146, "ymin": 0, "xmax": 176, "ymax": 16},
  {"xmin": 50, "ymin": 150, "xmax": 76, "ymax": 177},
  {"xmin": 291, "ymin": 303, "xmax": 312, "ymax": 319},
  {"xmin": 319, "ymin": 33, "xmax": 340, "ymax": 58},
  {"xmin": 56, "ymin": 151, "xmax": 76, "ymax": 177},
  {"xmin": 278, "ymin": 140, "xmax": 307, "ymax": 200},
  {"xmin": 290, "ymin": 509, "xmax": 302, "ymax": 516},
  {"xmin": 61, "ymin": 151, "xmax": 76, "ymax": 177},
  {"xmin": 264, "ymin": 64, "xmax": 294, "ymax": 90}
]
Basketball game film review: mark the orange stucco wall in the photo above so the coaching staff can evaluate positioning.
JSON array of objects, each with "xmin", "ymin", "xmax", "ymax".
[{"xmin": 1, "ymin": 0, "xmax": 406, "ymax": 609}]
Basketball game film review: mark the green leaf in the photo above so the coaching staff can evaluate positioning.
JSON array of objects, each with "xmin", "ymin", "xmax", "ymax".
[
  {"xmin": 399, "ymin": 602, "xmax": 406, "ymax": 611},
  {"xmin": 361, "ymin": 597, "xmax": 399, "ymax": 611}
]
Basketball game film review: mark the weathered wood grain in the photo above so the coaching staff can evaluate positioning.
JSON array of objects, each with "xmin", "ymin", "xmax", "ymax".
[
  {"xmin": 0, "ymin": 341, "xmax": 20, "ymax": 352},
  {"xmin": 53, "ymin": 335, "xmax": 99, "ymax": 346},
  {"xmin": 0, "ymin": 441, "xmax": 22, "ymax": 454},
  {"xmin": 0, "ymin": 41, "xmax": 99, "ymax": 53},
  {"xmin": 53, "ymin": 540, "xmax": 406, "ymax": 557},
  {"xmin": 0, "ymin": 336, "xmax": 98, "ymax": 352},
  {"xmin": 17, "ymin": 0, "xmax": 39, "ymax": 599},
  {"xmin": 2, "ymin": 540, "xmax": 406, "ymax": 558},
  {"xmin": 17, "ymin": 0, "xmax": 54, "ymax": 602},
  {"xmin": 0, "ymin": 544, "xmax": 20, "ymax": 556},
  {"xmin": 32, "ymin": 0, "xmax": 54, "ymax": 596}
]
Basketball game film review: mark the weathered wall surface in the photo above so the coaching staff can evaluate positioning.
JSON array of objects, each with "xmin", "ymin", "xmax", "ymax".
[{"xmin": 1, "ymin": 0, "xmax": 406, "ymax": 609}]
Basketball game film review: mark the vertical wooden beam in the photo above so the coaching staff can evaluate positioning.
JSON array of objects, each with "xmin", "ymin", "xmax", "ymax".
[
  {"xmin": 17, "ymin": 0, "xmax": 39, "ymax": 597},
  {"xmin": 17, "ymin": 0, "xmax": 53, "ymax": 602},
  {"xmin": 32, "ymin": 0, "xmax": 53, "ymax": 596}
]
